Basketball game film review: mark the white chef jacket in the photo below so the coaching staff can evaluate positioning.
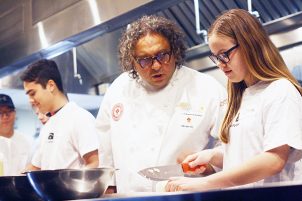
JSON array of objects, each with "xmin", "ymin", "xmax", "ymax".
[
  {"xmin": 0, "ymin": 130, "xmax": 31, "ymax": 176},
  {"xmin": 32, "ymin": 102, "xmax": 100, "ymax": 169},
  {"xmin": 96, "ymin": 66, "xmax": 227, "ymax": 192},
  {"xmin": 224, "ymin": 79, "xmax": 302, "ymax": 187}
]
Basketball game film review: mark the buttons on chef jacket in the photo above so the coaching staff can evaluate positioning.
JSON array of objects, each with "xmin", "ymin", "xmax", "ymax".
[{"xmin": 150, "ymin": 146, "xmax": 158, "ymax": 152}]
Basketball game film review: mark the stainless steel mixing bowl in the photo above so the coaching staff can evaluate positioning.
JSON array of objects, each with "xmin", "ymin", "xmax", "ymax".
[
  {"xmin": 26, "ymin": 168, "xmax": 115, "ymax": 201},
  {"xmin": 0, "ymin": 175, "xmax": 43, "ymax": 201}
]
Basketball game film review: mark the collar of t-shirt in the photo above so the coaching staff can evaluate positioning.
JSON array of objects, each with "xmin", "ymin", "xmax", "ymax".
[{"xmin": 46, "ymin": 105, "xmax": 64, "ymax": 117}]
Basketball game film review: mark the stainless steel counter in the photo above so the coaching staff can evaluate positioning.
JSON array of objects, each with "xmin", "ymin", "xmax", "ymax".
[{"xmin": 67, "ymin": 182, "xmax": 302, "ymax": 201}]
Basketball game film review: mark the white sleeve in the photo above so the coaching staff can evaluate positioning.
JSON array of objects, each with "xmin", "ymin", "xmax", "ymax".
[
  {"xmin": 73, "ymin": 111, "xmax": 100, "ymax": 158},
  {"xmin": 263, "ymin": 80, "xmax": 302, "ymax": 162}
]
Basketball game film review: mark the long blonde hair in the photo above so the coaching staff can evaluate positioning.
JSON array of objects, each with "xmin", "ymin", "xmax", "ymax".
[{"xmin": 208, "ymin": 9, "xmax": 302, "ymax": 143}]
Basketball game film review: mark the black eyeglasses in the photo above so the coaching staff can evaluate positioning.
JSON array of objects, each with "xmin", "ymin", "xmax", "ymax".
[
  {"xmin": 134, "ymin": 51, "xmax": 172, "ymax": 69},
  {"xmin": 209, "ymin": 44, "xmax": 239, "ymax": 65}
]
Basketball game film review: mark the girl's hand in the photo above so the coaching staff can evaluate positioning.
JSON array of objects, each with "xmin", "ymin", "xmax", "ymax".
[
  {"xmin": 165, "ymin": 176, "xmax": 209, "ymax": 192},
  {"xmin": 182, "ymin": 149, "xmax": 215, "ymax": 175}
]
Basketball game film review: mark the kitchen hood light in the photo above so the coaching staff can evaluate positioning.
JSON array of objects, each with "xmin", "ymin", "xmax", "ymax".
[
  {"xmin": 37, "ymin": 22, "xmax": 49, "ymax": 49},
  {"xmin": 88, "ymin": 0, "xmax": 101, "ymax": 25}
]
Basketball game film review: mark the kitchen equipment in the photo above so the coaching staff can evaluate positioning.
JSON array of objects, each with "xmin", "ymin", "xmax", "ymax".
[
  {"xmin": 138, "ymin": 163, "xmax": 204, "ymax": 181},
  {"xmin": 26, "ymin": 168, "xmax": 115, "ymax": 201},
  {"xmin": 0, "ymin": 175, "xmax": 43, "ymax": 201}
]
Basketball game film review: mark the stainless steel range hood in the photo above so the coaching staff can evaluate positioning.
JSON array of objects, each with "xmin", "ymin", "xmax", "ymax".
[
  {"xmin": 1, "ymin": 0, "xmax": 302, "ymax": 90},
  {"xmin": 0, "ymin": 0, "xmax": 151, "ymax": 76},
  {"xmin": 0, "ymin": 0, "xmax": 185, "ymax": 77}
]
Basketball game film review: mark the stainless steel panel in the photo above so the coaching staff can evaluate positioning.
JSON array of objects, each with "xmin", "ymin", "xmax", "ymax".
[
  {"xmin": 0, "ymin": 0, "xmax": 21, "ymax": 16},
  {"xmin": 0, "ymin": 4, "xmax": 24, "ymax": 46},
  {"xmin": 0, "ymin": 0, "xmax": 152, "ymax": 76},
  {"xmin": 32, "ymin": 0, "xmax": 81, "ymax": 24}
]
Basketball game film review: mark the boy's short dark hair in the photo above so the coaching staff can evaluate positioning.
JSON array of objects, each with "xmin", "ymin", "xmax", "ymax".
[{"xmin": 20, "ymin": 59, "xmax": 64, "ymax": 93}]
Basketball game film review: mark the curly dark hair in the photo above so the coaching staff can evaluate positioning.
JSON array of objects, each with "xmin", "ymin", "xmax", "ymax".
[{"xmin": 119, "ymin": 15, "xmax": 186, "ymax": 79}]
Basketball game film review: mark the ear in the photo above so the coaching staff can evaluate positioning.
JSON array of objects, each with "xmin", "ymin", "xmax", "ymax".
[{"xmin": 46, "ymin": 80, "xmax": 56, "ymax": 93}]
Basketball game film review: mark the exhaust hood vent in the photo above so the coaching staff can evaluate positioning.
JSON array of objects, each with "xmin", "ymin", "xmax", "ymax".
[{"xmin": 1, "ymin": 0, "xmax": 302, "ymax": 93}]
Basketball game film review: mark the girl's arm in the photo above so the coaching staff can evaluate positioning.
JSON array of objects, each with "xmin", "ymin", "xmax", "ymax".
[{"xmin": 166, "ymin": 144, "xmax": 290, "ymax": 191}]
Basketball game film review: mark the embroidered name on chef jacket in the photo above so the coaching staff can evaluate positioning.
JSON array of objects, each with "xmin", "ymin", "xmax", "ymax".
[
  {"xmin": 178, "ymin": 102, "xmax": 205, "ymax": 129},
  {"xmin": 181, "ymin": 116, "xmax": 194, "ymax": 128},
  {"xmin": 48, "ymin": 133, "xmax": 54, "ymax": 142}
]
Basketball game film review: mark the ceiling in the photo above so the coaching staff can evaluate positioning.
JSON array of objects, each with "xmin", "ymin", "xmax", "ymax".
[{"xmin": 1, "ymin": 0, "xmax": 302, "ymax": 94}]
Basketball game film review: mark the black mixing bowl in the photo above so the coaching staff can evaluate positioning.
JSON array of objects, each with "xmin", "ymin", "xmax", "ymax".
[{"xmin": 0, "ymin": 175, "xmax": 43, "ymax": 201}]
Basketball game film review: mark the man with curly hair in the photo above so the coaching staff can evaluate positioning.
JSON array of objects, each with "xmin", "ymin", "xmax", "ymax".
[{"xmin": 96, "ymin": 15, "xmax": 227, "ymax": 192}]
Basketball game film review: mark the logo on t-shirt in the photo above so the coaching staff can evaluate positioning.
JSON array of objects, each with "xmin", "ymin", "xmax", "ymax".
[
  {"xmin": 235, "ymin": 112, "xmax": 240, "ymax": 122},
  {"xmin": 112, "ymin": 103, "xmax": 123, "ymax": 121},
  {"xmin": 48, "ymin": 133, "xmax": 54, "ymax": 141},
  {"xmin": 230, "ymin": 112, "xmax": 240, "ymax": 127}
]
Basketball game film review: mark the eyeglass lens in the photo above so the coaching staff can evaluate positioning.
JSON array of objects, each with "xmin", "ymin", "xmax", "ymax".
[
  {"xmin": 137, "ymin": 52, "xmax": 171, "ymax": 68},
  {"xmin": 209, "ymin": 54, "xmax": 229, "ymax": 64},
  {"xmin": 209, "ymin": 44, "xmax": 239, "ymax": 65}
]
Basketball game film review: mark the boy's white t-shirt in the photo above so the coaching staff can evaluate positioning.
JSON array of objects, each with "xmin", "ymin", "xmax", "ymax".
[{"xmin": 32, "ymin": 102, "xmax": 99, "ymax": 169}]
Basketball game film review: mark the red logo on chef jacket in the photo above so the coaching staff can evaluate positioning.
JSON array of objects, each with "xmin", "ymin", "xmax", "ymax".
[{"xmin": 112, "ymin": 103, "xmax": 123, "ymax": 121}]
